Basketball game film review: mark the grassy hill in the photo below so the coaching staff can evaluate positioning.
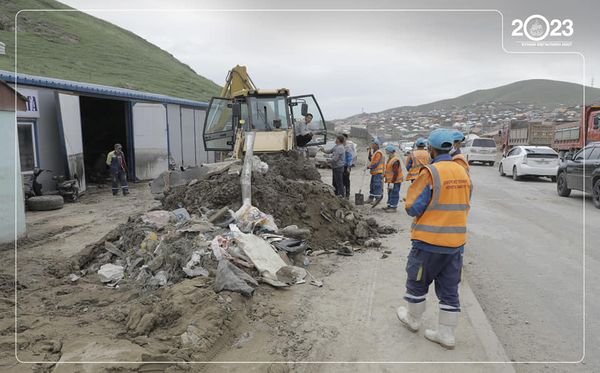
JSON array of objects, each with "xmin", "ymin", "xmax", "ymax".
[
  {"xmin": 386, "ymin": 79, "xmax": 600, "ymax": 113},
  {"xmin": 0, "ymin": 0, "xmax": 221, "ymax": 101}
]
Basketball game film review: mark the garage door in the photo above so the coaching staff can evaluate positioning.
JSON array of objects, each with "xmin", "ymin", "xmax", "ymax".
[
  {"xmin": 132, "ymin": 103, "xmax": 168, "ymax": 180},
  {"xmin": 57, "ymin": 93, "xmax": 86, "ymax": 192}
]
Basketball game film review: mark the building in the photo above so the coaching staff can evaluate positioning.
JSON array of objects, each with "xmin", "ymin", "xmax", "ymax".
[
  {"xmin": 0, "ymin": 80, "xmax": 27, "ymax": 243},
  {"xmin": 1, "ymin": 70, "xmax": 212, "ymax": 194}
]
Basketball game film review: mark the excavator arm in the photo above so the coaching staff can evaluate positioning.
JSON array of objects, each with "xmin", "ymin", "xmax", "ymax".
[{"xmin": 220, "ymin": 65, "xmax": 257, "ymax": 98}]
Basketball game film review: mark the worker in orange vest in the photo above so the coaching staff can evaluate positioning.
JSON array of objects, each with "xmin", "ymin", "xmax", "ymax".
[
  {"xmin": 383, "ymin": 145, "xmax": 403, "ymax": 212},
  {"xmin": 405, "ymin": 138, "xmax": 431, "ymax": 182},
  {"xmin": 366, "ymin": 138, "xmax": 385, "ymax": 205},
  {"xmin": 397, "ymin": 129, "xmax": 472, "ymax": 350},
  {"xmin": 450, "ymin": 130, "xmax": 469, "ymax": 171}
]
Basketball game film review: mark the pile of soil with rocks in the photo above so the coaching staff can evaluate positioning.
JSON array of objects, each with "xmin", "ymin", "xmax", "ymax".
[{"xmin": 162, "ymin": 151, "xmax": 378, "ymax": 250}]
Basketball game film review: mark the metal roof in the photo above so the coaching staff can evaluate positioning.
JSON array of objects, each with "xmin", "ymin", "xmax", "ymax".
[{"xmin": 0, "ymin": 70, "xmax": 208, "ymax": 109}]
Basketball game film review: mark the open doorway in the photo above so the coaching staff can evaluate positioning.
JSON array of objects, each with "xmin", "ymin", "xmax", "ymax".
[{"xmin": 79, "ymin": 96, "xmax": 130, "ymax": 184}]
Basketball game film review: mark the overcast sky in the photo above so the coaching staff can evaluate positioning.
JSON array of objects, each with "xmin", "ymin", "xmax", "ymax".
[{"xmin": 56, "ymin": 0, "xmax": 599, "ymax": 118}]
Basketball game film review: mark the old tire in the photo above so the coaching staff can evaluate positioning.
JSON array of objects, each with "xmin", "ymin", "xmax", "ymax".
[
  {"xmin": 557, "ymin": 172, "xmax": 571, "ymax": 197},
  {"xmin": 593, "ymin": 179, "xmax": 600, "ymax": 209},
  {"xmin": 27, "ymin": 195, "xmax": 64, "ymax": 211}
]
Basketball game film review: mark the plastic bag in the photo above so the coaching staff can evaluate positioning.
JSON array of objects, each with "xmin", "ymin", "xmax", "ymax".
[{"xmin": 234, "ymin": 203, "xmax": 278, "ymax": 233}]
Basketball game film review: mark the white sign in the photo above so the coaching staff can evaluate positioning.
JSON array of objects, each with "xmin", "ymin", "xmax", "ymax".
[{"xmin": 16, "ymin": 88, "xmax": 40, "ymax": 118}]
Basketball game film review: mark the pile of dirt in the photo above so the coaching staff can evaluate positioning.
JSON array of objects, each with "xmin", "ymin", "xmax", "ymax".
[{"xmin": 162, "ymin": 151, "xmax": 378, "ymax": 249}]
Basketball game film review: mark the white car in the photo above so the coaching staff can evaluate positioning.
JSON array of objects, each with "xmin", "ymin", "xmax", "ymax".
[
  {"xmin": 498, "ymin": 146, "xmax": 559, "ymax": 181},
  {"xmin": 462, "ymin": 137, "xmax": 498, "ymax": 166}
]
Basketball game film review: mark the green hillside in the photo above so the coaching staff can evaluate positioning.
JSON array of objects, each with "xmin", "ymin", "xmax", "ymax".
[
  {"xmin": 0, "ymin": 0, "xmax": 221, "ymax": 101},
  {"xmin": 390, "ymin": 79, "xmax": 600, "ymax": 113}
]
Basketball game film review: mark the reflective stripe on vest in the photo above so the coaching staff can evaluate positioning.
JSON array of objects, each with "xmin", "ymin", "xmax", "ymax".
[
  {"xmin": 370, "ymin": 149, "xmax": 385, "ymax": 175},
  {"xmin": 406, "ymin": 149, "xmax": 430, "ymax": 180},
  {"xmin": 384, "ymin": 156, "xmax": 402, "ymax": 183},
  {"xmin": 410, "ymin": 161, "xmax": 471, "ymax": 248}
]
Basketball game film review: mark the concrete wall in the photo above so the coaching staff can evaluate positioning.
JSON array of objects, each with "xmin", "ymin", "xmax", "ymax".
[{"xmin": 0, "ymin": 111, "xmax": 25, "ymax": 243}]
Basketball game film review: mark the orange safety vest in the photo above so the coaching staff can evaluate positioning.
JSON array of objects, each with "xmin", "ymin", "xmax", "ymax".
[
  {"xmin": 384, "ymin": 155, "xmax": 403, "ymax": 183},
  {"xmin": 406, "ymin": 149, "xmax": 431, "ymax": 180},
  {"xmin": 411, "ymin": 161, "xmax": 471, "ymax": 248},
  {"xmin": 452, "ymin": 153, "xmax": 470, "ymax": 172},
  {"xmin": 369, "ymin": 149, "xmax": 385, "ymax": 175}
]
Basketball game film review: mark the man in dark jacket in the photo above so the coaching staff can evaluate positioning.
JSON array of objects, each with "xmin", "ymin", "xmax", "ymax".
[{"xmin": 106, "ymin": 143, "xmax": 129, "ymax": 196}]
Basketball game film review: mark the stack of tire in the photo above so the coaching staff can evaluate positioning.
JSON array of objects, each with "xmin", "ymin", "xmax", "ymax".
[{"xmin": 27, "ymin": 196, "xmax": 64, "ymax": 211}]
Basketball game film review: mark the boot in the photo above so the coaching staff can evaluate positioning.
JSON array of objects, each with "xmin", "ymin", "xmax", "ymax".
[
  {"xmin": 367, "ymin": 196, "xmax": 374, "ymax": 203},
  {"xmin": 396, "ymin": 301, "xmax": 425, "ymax": 332},
  {"xmin": 424, "ymin": 310, "xmax": 459, "ymax": 349}
]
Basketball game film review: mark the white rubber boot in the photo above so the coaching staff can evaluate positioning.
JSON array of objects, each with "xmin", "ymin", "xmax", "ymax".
[
  {"xmin": 396, "ymin": 301, "xmax": 426, "ymax": 332},
  {"xmin": 424, "ymin": 310, "xmax": 459, "ymax": 349}
]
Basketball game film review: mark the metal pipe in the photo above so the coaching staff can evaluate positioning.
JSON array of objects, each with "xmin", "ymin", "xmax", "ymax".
[{"xmin": 241, "ymin": 131, "xmax": 255, "ymax": 206}]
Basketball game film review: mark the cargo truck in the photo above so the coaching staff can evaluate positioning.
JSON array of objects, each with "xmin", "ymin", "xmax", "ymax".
[
  {"xmin": 552, "ymin": 106, "xmax": 600, "ymax": 157},
  {"xmin": 500, "ymin": 120, "xmax": 555, "ymax": 155}
]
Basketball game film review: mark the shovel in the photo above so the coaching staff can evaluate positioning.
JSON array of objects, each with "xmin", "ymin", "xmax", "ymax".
[{"xmin": 354, "ymin": 168, "xmax": 367, "ymax": 205}]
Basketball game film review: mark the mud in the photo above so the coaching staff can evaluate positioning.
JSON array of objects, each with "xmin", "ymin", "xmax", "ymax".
[{"xmin": 162, "ymin": 151, "xmax": 377, "ymax": 250}]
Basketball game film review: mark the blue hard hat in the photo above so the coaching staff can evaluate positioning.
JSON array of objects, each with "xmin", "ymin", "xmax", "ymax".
[
  {"xmin": 385, "ymin": 145, "xmax": 396, "ymax": 153},
  {"xmin": 415, "ymin": 138, "xmax": 427, "ymax": 147},
  {"xmin": 428, "ymin": 129, "xmax": 454, "ymax": 150},
  {"xmin": 371, "ymin": 137, "xmax": 381, "ymax": 146},
  {"xmin": 451, "ymin": 130, "xmax": 465, "ymax": 142}
]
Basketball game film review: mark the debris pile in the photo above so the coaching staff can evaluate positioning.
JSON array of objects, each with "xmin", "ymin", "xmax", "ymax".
[{"xmin": 162, "ymin": 151, "xmax": 379, "ymax": 249}]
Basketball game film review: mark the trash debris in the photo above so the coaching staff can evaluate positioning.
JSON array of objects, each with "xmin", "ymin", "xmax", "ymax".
[
  {"xmin": 171, "ymin": 208, "xmax": 191, "ymax": 222},
  {"xmin": 234, "ymin": 203, "xmax": 278, "ymax": 233},
  {"xmin": 336, "ymin": 245, "xmax": 354, "ymax": 257},
  {"xmin": 231, "ymin": 225, "xmax": 286, "ymax": 282},
  {"xmin": 276, "ymin": 266, "xmax": 307, "ymax": 285},
  {"xmin": 377, "ymin": 225, "xmax": 398, "ymax": 235},
  {"xmin": 213, "ymin": 260, "xmax": 258, "ymax": 296},
  {"xmin": 182, "ymin": 251, "xmax": 210, "ymax": 278},
  {"xmin": 68, "ymin": 273, "xmax": 80, "ymax": 282},
  {"xmin": 98, "ymin": 263, "xmax": 124, "ymax": 283},
  {"xmin": 141, "ymin": 210, "xmax": 172, "ymax": 230},
  {"xmin": 278, "ymin": 225, "xmax": 311, "ymax": 240},
  {"xmin": 105, "ymin": 241, "xmax": 126, "ymax": 258}
]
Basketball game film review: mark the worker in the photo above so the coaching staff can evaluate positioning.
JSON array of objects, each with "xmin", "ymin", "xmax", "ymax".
[
  {"xmin": 342, "ymin": 133, "xmax": 357, "ymax": 199},
  {"xmin": 383, "ymin": 145, "xmax": 403, "ymax": 212},
  {"xmin": 396, "ymin": 129, "xmax": 472, "ymax": 350},
  {"xmin": 405, "ymin": 138, "xmax": 431, "ymax": 182},
  {"xmin": 450, "ymin": 130, "xmax": 469, "ymax": 171},
  {"xmin": 106, "ymin": 143, "xmax": 129, "ymax": 196},
  {"xmin": 295, "ymin": 113, "xmax": 314, "ymax": 147},
  {"xmin": 321, "ymin": 134, "xmax": 347, "ymax": 197},
  {"xmin": 366, "ymin": 138, "xmax": 385, "ymax": 205}
]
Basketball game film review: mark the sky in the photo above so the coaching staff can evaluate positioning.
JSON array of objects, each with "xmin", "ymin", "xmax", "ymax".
[{"xmin": 57, "ymin": 0, "xmax": 600, "ymax": 119}]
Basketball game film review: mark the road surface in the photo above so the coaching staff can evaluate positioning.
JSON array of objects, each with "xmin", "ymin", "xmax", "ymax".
[{"xmin": 459, "ymin": 165, "xmax": 598, "ymax": 372}]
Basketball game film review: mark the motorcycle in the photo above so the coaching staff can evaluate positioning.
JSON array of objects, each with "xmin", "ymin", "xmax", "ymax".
[
  {"xmin": 53, "ymin": 174, "xmax": 80, "ymax": 202},
  {"xmin": 23, "ymin": 168, "xmax": 49, "ymax": 199}
]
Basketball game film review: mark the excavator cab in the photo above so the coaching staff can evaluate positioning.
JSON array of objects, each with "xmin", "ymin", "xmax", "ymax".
[{"xmin": 202, "ymin": 65, "xmax": 327, "ymax": 158}]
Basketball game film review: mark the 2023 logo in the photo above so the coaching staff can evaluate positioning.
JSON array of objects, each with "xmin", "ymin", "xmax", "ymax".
[{"xmin": 511, "ymin": 15, "xmax": 573, "ymax": 41}]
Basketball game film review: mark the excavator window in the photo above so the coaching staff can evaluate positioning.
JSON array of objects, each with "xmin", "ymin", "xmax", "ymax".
[
  {"xmin": 247, "ymin": 96, "xmax": 289, "ymax": 131},
  {"xmin": 289, "ymin": 94, "xmax": 327, "ymax": 146},
  {"xmin": 203, "ymin": 97, "xmax": 236, "ymax": 151}
]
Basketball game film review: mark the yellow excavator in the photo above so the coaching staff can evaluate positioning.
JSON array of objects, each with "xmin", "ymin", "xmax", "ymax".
[{"xmin": 202, "ymin": 65, "xmax": 327, "ymax": 159}]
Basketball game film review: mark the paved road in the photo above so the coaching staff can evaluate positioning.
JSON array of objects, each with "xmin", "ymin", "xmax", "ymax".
[{"xmin": 465, "ymin": 165, "xmax": 599, "ymax": 372}]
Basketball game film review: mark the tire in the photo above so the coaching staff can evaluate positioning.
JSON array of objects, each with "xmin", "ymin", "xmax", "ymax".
[
  {"xmin": 489, "ymin": 161, "xmax": 495, "ymax": 167},
  {"xmin": 27, "ymin": 195, "xmax": 64, "ymax": 211},
  {"xmin": 556, "ymin": 172, "xmax": 571, "ymax": 197},
  {"xmin": 512, "ymin": 166, "xmax": 520, "ymax": 181},
  {"xmin": 499, "ymin": 163, "xmax": 505, "ymax": 176},
  {"xmin": 593, "ymin": 179, "xmax": 600, "ymax": 209}
]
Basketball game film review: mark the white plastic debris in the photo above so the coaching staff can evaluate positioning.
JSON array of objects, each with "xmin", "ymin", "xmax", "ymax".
[
  {"xmin": 182, "ymin": 251, "xmax": 210, "ymax": 278},
  {"xmin": 251, "ymin": 156, "xmax": 269, "ymax": 174},
  {"xmin": 230, "ymin": 225, "xmax": 286, "ymax": 282},
  {"xmin": 172, "ymin": 208, "xmax": 191, "ymax": 222},
  {"xmin": 234, "ymin": 203, "xmax": 278, "ymax": 233},
  {"xmin": 98, "ymin": 264, "xmax": 124, "ymax": 283}
]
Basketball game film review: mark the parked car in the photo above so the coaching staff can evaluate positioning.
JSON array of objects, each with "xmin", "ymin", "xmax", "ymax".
[
  {"xmin": 556, "ymin": 142, "xmax": 600, "ymax": 208},
  {"xmin": 314, "ymin": 141, "xmax": 335, "ymax": 168},
  {"xmin": 498, "ymin": 146, "xmax": 559, "ymax": 181},
  {"xmin": 462, "ymin": 137, "xmax": 497, "ymax": 166}
]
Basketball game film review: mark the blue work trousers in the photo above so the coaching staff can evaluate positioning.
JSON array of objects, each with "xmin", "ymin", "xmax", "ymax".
[
  {"xmin": 387, "ymin": 183, "xmax": 401, "ymax": 208},
  {"xmin": 404, "ymin": 246, "xmax": 463, "ymax": 312},
  {"xmin": 369, "ymin": 173, "xmax": 383, "ymax": 198}
]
